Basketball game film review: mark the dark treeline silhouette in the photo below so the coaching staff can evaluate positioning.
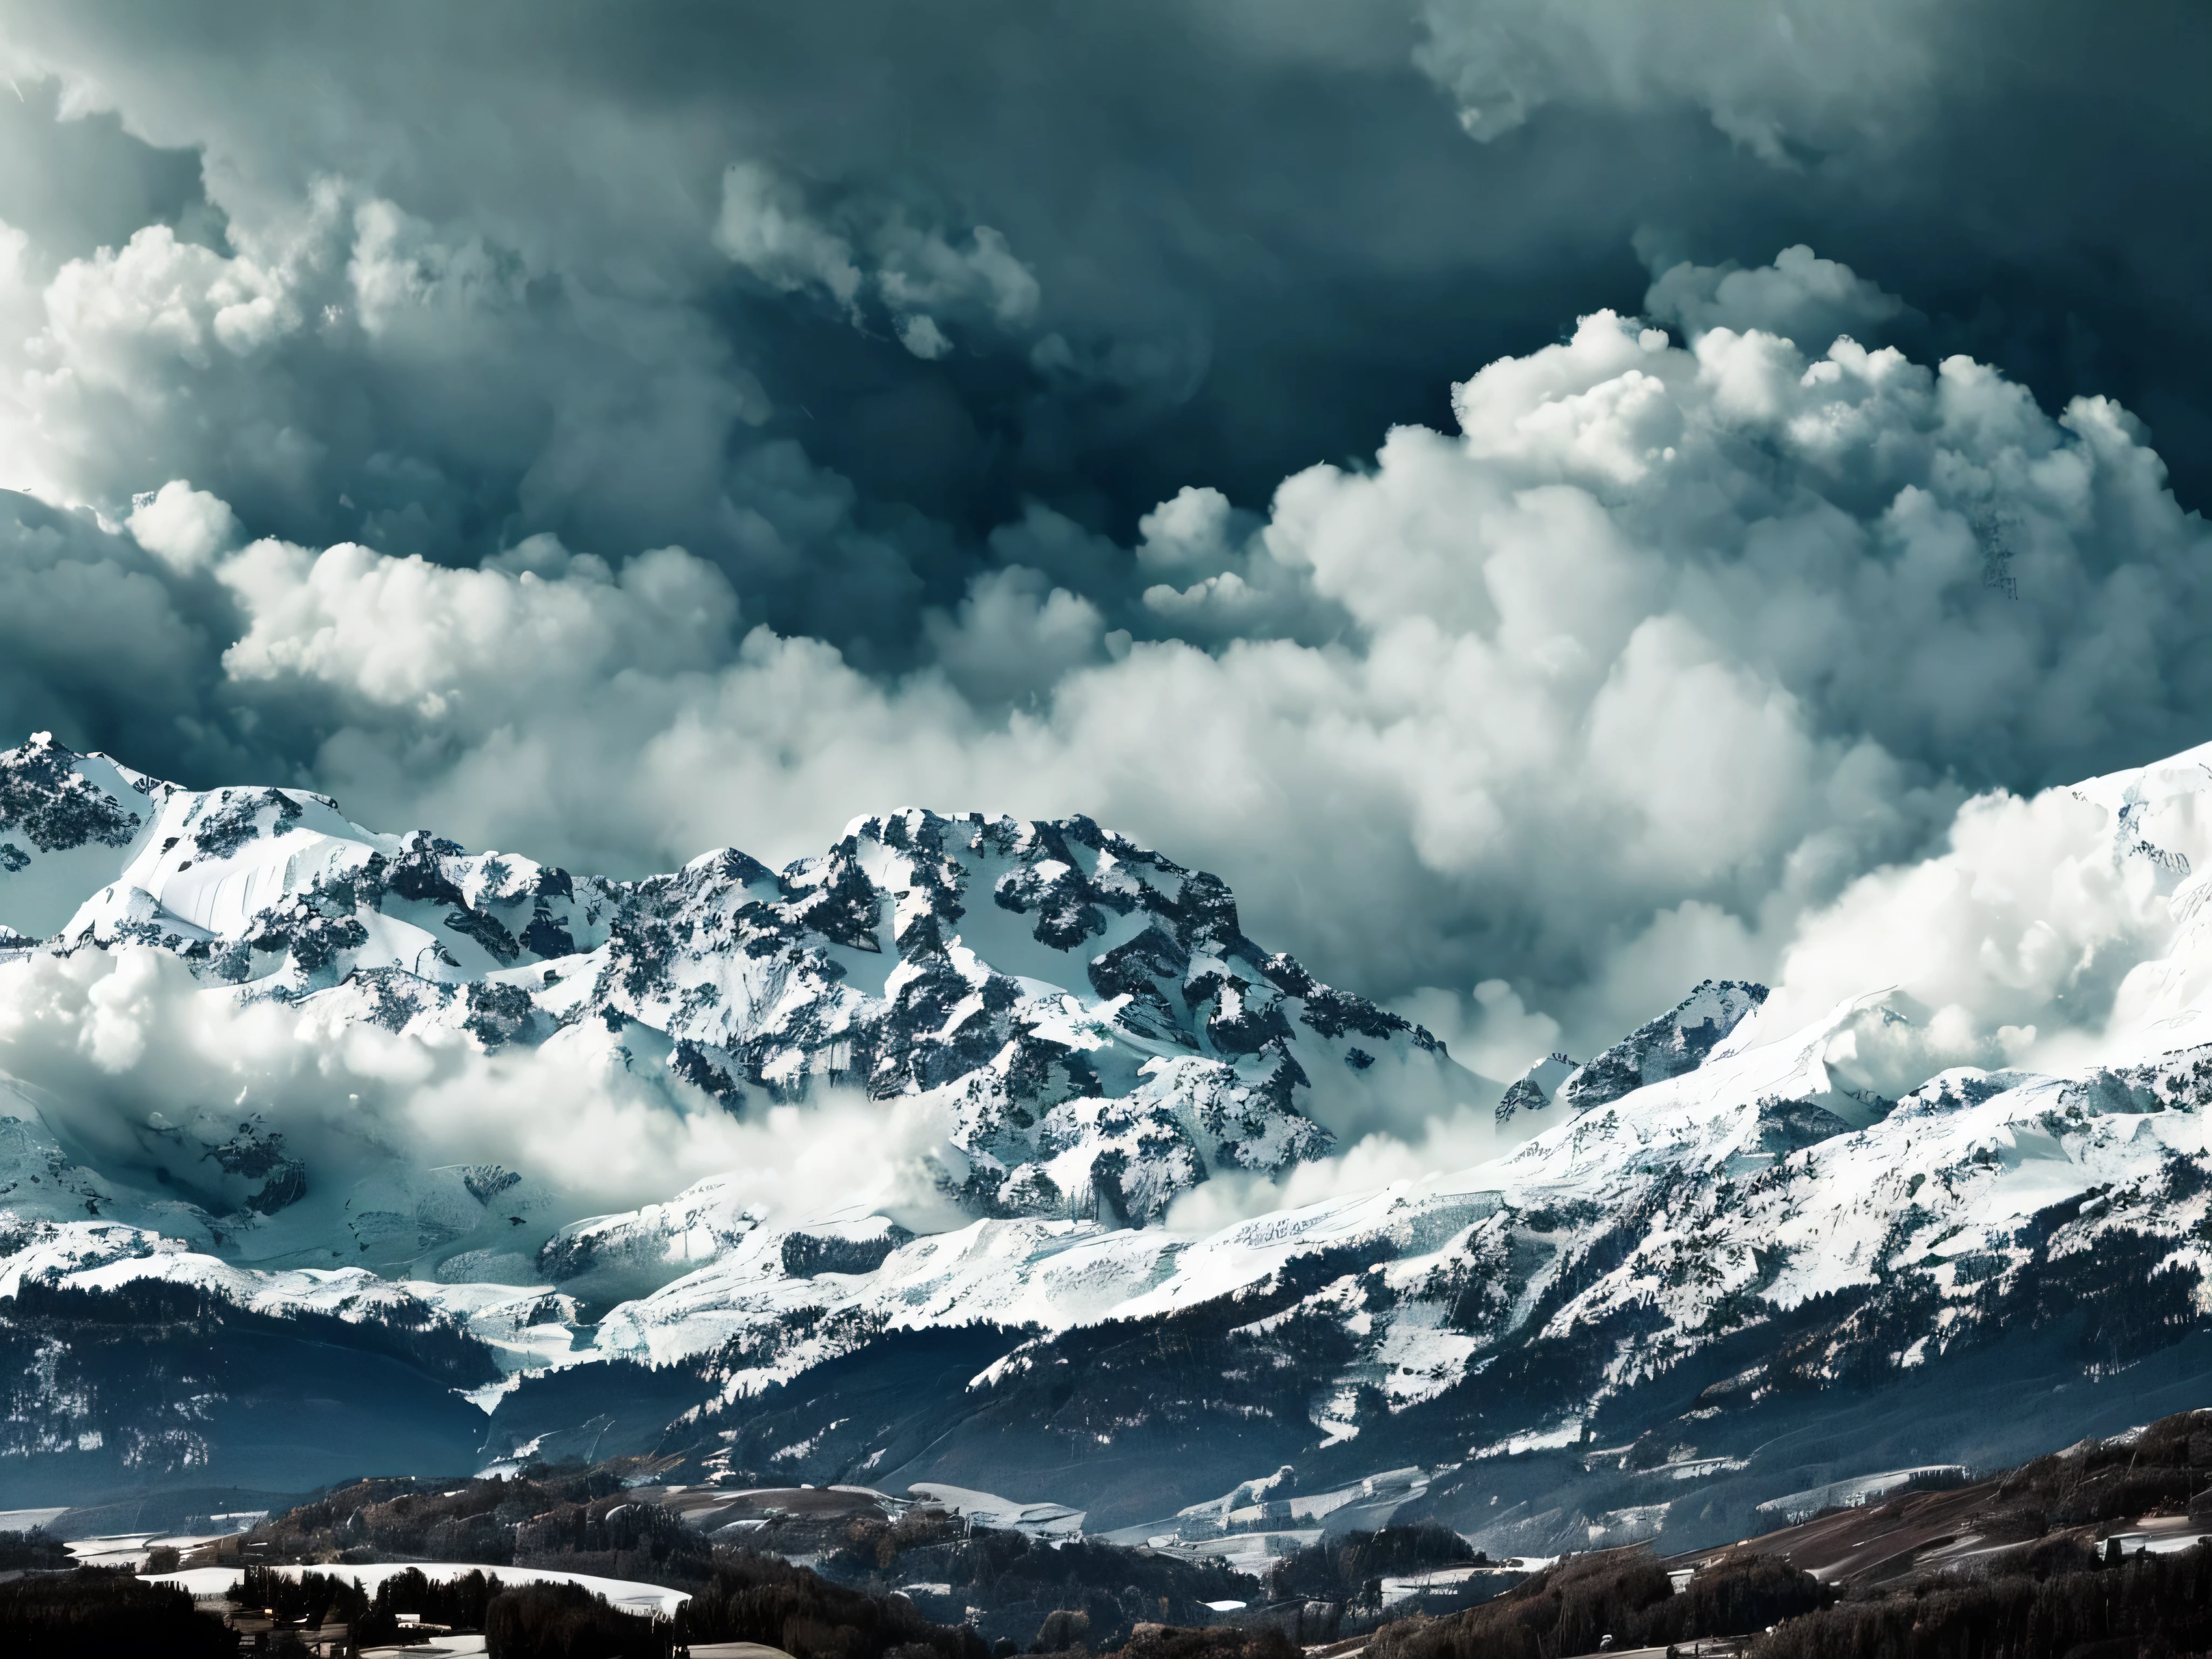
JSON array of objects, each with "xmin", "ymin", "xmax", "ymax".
[
  {"xmin": 223, "ymin": 1467, "xmax": 1253, "ymax": 1654},
  {"xmin": 0, "ymin": 1526, "xmax": 73, "ymax": 1570},
  {"xmin": 1367, "ymin": 1550, "xmax": 1829, "ymax": 1659},
  {"xmin": 485, "ymin": 1581, "xmax": 666, "ymax": 1659},
  {"xmin": 240, "ymin": 1564, "xmax": 518, "ymax": 1644},
  {"xmin": 1661, "ymin": 1554, "xmax": 1835, "ymax": 1643},
  {"xmin": 515, "ymin": 1491, "xmax": 716, "ymax": 1583},
  {"xmin": 241, "ymin": 1464, "xmax": 672, "ymax": 1569},
  {"xmin": 240, "ymin": 1564, "xmax": 370, "ymax": 1628},
  {"xmin": 227, "ymin": 1548, "xmax": 990, "ymax": 1659},
  {"xmin": 369, "ymin": 1565, "xmax": 509, "ymax": 1630},
  {"xmin": 0, "ymin": 1567, "xmax": 235, "ymax": 1658},
  {"xmin": 1106, "ymin": 1626, "xmax": 1302, "ymax": 1659},
  {"xmin": 1754, "ymin": 1539, "xmax": 2212, "ymax": 1659},
  {"xmin": 1269, "ymin": 1524, "xmax": 1482, "ymax": 1606},
  {"xmin": 1367, "ymin": 1407, "xmax": 2212, "ymax": 1659},
  {"xmin": 822, "ymin": 1508, "xmax": 1260, "ymax": 1651},
  {"xmin": 1984, "ymin": 1408, "xmax": 2211, "ymax": 1530},
  {"xmin": 676, "ymin": 1549, "xmax": 988, "ymax": 1659}
]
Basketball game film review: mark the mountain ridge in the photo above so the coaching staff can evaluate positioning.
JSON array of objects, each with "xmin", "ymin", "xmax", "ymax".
[
  {"xmin": 0, "ymin": 731, "xmax": 1478, "ymax": 1262},
  {"xmin": 8, "ymin": 731, "xmax": 2212, "ymax": 1557}
]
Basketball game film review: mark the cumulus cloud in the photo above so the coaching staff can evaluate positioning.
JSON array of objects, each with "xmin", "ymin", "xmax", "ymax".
[
  {"xmin": 218, "ymin": 534, "xmax": 739, "ymax": 720},
  {"xmin": 126, "ymin": 478, "xmax": 240, "ymax": 573},
  {"xmin": 898, "ymin": 314, "xmax": 953, "ymax": 360},
  {"xmin": 1741, "ymin": 769, "xmax": 2212, "ymax": 1099},
  {"xmin": 1134, "ymin": 485, "xmax": 1340, "ymax": 644},
  {"xmin": 1395, "ymin": 981, "xmax": 1564, "ymax": 1084},
  {"xmin": 874, "ymin": 221, "xmax": 1038, "ymax": 331},
  {"xmin": 0, "ymin": 0, "xmax": 2207, "ymax": 581},
  {"xmin": 713, "ymin": 161, "xmax": 866, "ymax": 312},
  {"xmin": 714, "ymin": 158, "xmax": 1041, "ymax": 359},
  {"xmin": 1, "ymin": 189, "xmax": 779, "ymax": 578},
  {"xmin": 102, "ymin": 251, "xmax": 2190, "ymax": 1074},
  {"xmin": 1643, "ymin": 243, "xmax": 1908, "ymax": 348},
  {"xmin": 920, "ymin": 565, "xmax": 1107, "ymax": 707}
]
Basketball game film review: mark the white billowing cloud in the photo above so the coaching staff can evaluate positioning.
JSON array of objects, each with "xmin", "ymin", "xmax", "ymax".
[
  {"xmin": 875, "ymin": 221, "xmax": 1040, "ymax": 328},
  {"xmin": 1414, "ymin": 0, "xmax": 1946, "ymax": 161},
  {"xmin": 1134, "ymin": 485, "xmax": 1255, "ymax": 576},
  {"xmin": 921, "ymin": 565, "xmax": 1107, "ymax": 707},
  {"xmin": 713, "ymin": 160, "xmax": 866, "ymax": 312},
  {"xmin": 1749, "ymin": 777, "xmax": 2206, "ymax": 1098},
  {"xmin": 1136, "ymin": 485, "xmax": 1340, "ymax": 643},
  {"xmin": 1396, "ymin": 980, "xmax": 1564, "ymax": 1083},
  {"xmin": 1643, "ymin": 243, "xmax": 1906, "ymax": 347},
  {"xmin": 126, "ymin": 477, "xmax": 240, "ymax": 573},
  {"xmin": 0, "ymin": 167, "xmax": 800, "ymax": 594},
  {"xmin": 6, "ymin": 216, "xmax": 322, "ymax": 513},
  {"xmin": 898, "ymin": 313, "xmax": 952, "ymax": 360},
  {"xmin": 218, "ymin": 532, "xmax": 739, "ymax": 723},
  {"xmin": 713, "ymin": 159, "xmax": 1040, "ymax": 356},
  {"xmin": 178, "ymin": 248, "xmax": 2212, "ymax": 1074}
]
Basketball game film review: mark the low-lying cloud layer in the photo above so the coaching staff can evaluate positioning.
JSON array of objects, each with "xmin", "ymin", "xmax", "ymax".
[{"xmin": 0, "ymin": 942, "xmax": 968, "ymax": 1229}]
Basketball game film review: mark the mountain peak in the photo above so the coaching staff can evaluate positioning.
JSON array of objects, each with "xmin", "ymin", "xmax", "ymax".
[
  {"xmin": 1495, "ymin": 978, "xmax": 1768, "ymax": 1127},
  {"xmin": 0, "ymin": 737, "xmax": 1480, "ymax": 1272}
]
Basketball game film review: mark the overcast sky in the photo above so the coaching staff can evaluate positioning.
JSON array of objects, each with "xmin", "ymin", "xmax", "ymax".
[{"xmin": 2, "ymin": 0, "xmax": 2209, "ymax": 1069}]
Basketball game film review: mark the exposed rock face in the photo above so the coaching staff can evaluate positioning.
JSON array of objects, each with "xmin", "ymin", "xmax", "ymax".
[
  {"xmin": 1496, "ymin": 1052, "xmax": 1578, "ymax": 1127},
  {"xmin": 0, "ymin": 732, "xmax": 148, "ymax": 857},
  {"xmin": 0, "ymin": 738, "xmax": 1468, "ymax": 1238},
  {"xmin": 1556, "ymin": 979, "xmax": 1768, "ymax": 1115},
  {"xmin": 1495, "ymin": 982, "xmax": 1766, "ymax": 1128}
]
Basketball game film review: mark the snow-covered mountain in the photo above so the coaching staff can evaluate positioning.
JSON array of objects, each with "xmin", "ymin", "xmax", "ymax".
[
  {"xmin": 1493, "ymin": 980, "xmax": 1768, "ymax": 1127},
  {"xmin": 6, "ymin": 731, "xmax": 2212, "ymax": 1552},
  {"xmin": 0, "ymin": 731, "xmax": 1466, "ymax": 1264}
]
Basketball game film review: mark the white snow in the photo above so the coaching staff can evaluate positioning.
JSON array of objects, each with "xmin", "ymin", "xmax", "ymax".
[
  {"xmin": 18, "ymin": 737, "xmax": 2212, "ymax": 1495},
  {"xmin": 907, "ymin": 1482, "xmax": 1085, "ymax": 1539},
  {"xmin": 145, "ymin": 1562, "xmax": 689, "ymax": 1617}
]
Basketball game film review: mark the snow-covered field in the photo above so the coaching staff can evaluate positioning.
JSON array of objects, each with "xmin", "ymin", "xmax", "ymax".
[{"xmin": 145, "ymin": 1562, "xmax": 689, "ymax": 1617}]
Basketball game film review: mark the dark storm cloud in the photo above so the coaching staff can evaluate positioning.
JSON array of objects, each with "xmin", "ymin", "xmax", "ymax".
[
  {"xmin": 5, "ymin": 2, "xmax": 2207, "ymax": 591},
  {"xmin": 1, "ymin": 0, "xmax": 2210, "ymax": 1074}
]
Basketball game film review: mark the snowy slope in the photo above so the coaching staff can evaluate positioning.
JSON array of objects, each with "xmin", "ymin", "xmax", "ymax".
[
  {"xmin": 0, "ymin": 733, "xmax": 1474, "ymax": 1267},
  {"xmin": 461, "ymin": 739, "xmax": 2212, "ymax": 1505},
  {"xmin": 11, "ymin": 732, "xmax": 2212, "ymax": 1531},
  {"xmin": 1496, "ymin": 981, "xmax": 1769, "ymax": 1127}
]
